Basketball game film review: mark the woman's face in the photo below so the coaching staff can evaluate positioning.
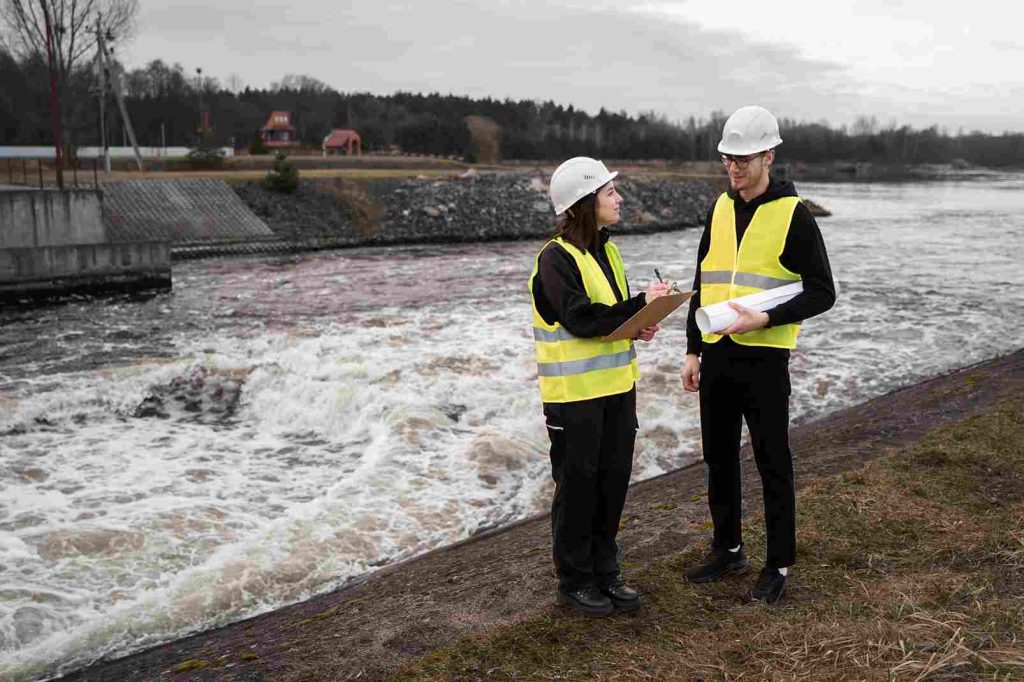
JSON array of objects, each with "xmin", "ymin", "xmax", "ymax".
[{"xmin": 594, "ymin": 182, "xmax": 623, "ymax": 226}]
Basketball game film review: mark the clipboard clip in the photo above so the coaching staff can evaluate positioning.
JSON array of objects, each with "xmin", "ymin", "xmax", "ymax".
[{"xmin": 654, "ymin": 268, "xmax": 681, "ymax": 294}]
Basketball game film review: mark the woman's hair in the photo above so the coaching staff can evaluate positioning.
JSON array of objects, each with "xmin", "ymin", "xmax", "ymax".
[{"xmin": 554, "ymin": 191, "xmax": 599, "ymax": 252}]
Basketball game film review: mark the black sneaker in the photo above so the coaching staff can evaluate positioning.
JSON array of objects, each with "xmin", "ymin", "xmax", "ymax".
[
  {"xmin": 600, "ymin": 578, "xmax": 641, "ymax": 613},
  {"xmin": 683, "ymin": 547, "xmax": 750, "ymax": 583},
  {"xmin": 557, "ymin": 585, "xmax": 614, "ymax": 617},
  {"xmin": 748, "ymin": 567, "xmax": 787, "ymax": 603}
]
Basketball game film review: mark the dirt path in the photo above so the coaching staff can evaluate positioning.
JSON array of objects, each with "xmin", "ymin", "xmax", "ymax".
[{"xmin": 58, "ymin": 350, "xmax": 1024, "ymax": 681}]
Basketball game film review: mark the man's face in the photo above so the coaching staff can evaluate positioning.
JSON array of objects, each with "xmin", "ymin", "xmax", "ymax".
[{"xmin": 722, "ymin": 149, "xmax": 774, "ymax": 193}]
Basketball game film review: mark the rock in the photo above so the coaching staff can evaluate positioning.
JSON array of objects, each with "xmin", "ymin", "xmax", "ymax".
[
  {"xmin": 233, "ymin": 174, "xmax": 716, "ymax": 248},
  {"xmin": 803, "ymin": 199, "xmax": 832, "ymax": 217}
]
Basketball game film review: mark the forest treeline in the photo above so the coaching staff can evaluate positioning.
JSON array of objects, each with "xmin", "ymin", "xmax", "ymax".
[{"xmin": 3, "ymin": 52, "xmax": 1023, "ymax": 166}]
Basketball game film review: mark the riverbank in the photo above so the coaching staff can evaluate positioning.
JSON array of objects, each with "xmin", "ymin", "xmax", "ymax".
[
  {"xmin": 230, "ymin": 173, "xmax": 719, "ymax": 248},
  {"xmin": 56, "ymin": 349, "xmax": 1024, "ymax": 681}
]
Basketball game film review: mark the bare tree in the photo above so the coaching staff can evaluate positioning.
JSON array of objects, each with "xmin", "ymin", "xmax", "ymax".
[
  {"xmin": 224, "ymin": 72, "xmax": 244, "ymax": 94},
  {"xmin": 271, "ymin": 73, "xmax": 331, "ymax": 93},
  {"xmin": 1, "ymin": 0, "xmax": 139, "ymax": 80}
]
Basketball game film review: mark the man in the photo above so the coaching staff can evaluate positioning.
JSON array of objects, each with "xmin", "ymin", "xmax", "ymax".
[{"xmin": 681, "ymin": 105, "xmax": 836, "ymax": 603}]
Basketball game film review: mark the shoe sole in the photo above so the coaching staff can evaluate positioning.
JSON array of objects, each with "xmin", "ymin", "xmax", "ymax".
[
  {"xmin": 684, "ymin": 560, "xmax": 750, "ymax": 584},
  {"xmin": 750, "ymin": 585, "xmax": 787, "ymax": 604},
  {"xmin": 610, "ymin": 598, "xmax": 641, "ymax": 614},
  {"xmin": 556, "ymin": 593, "xmax": 614, "ymax": 617}
]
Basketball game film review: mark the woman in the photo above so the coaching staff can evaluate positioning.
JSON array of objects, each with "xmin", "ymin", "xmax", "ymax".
[{"xmin": 527, "ymin": 157, "xmax": 668, "ymax": 617}]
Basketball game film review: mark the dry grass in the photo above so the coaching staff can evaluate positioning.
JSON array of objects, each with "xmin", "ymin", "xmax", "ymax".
[
  {"xmin": 311, "ymin": 178, "xmax": 387, "ymax": 236},
  {"xmin": 395, "ymin": 399, "xmax": 1024, "ymax": 681}
]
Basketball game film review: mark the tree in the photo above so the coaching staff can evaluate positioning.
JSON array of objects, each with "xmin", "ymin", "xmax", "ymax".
[
  {"xmin": 264, "ymin": 150, "xmax": 298, "ymax": 194},
  {"xmin": 224, "ymin": 72, "xmax": 244, "ymax": 94},
  {"xmin": 1, "ymin": 0, "xmax": 138, "ymax": 80},
  {"xmin": 271, "ymin": 73, "xmax": 331, "ymax": 93}
]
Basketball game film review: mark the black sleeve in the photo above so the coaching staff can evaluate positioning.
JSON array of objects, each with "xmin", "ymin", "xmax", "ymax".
[
  {"xmin": 685, "ymin": 205, "xmax": 714, "ymax": 356},
  {"xmin": 766, "ymin": 202, "xmax": 837, "ymax": 327},
  {"xmin": 533, "ymin": 243, "xmax": 647, "ymax": 338}
]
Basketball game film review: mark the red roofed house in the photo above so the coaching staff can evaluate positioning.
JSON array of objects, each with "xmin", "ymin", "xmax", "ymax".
[
  {"xmin": 322, "ymin": 129, "xmax": 362, "ymax": 156},
  {"xmin": 260, "ymin": 111, "xmax": 298, "ymax": 148}
]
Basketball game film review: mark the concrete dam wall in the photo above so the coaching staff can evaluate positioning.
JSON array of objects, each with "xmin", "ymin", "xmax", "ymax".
[
  {"xmin": 0, "ymin": 189, "xmax": 170, "ymax": 303},
  {"xmin": 101, "ymin": 179, "xmax": 276, "ymax": 245}
]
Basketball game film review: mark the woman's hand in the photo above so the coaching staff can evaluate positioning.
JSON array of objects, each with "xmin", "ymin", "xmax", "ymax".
[
  {"xmin": 634, "ymin": 324, "xmax": 659, "ymax": 342},
  {"xmin": 645, "ymin": 282, "xmax": 670, "ymax": 302},
  {"xmin": 682, "ymin": 353, "xmax": 701, "ymax": 392}
]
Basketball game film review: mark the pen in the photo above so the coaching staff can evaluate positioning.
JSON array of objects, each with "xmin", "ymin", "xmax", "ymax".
[{"xmin": 655, "ymin": 268, "xmax": 663, "ymax": 283}]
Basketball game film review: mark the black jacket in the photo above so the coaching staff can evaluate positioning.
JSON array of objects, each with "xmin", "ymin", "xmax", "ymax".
[
  {"xmin": 532, "ymin": 230, "xmax": 647, "ymax": 338},
  {"xmin": 686, "ymin": 178, "xmax": 836, "ymax": 357}
]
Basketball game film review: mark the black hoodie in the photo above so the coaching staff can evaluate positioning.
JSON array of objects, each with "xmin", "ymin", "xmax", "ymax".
[
  {"xmin": 685, "ymin": 178, "xmax": 836, "ymax": 357},
  {"xmin": 532, "ymin": 229, "xmax": 648, "ymax": 339}
]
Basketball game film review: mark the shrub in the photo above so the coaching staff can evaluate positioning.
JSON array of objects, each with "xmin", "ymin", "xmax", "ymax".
[
  {"xmin": 186, "ymin": 147, "xmax": 225, "ymax": 169},
  {"xmin": 264, "ymin": 151, "xmax": 299, "ymax": 194}
]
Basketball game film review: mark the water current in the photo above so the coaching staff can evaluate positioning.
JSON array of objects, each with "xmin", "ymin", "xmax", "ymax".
[{"xmin": 2, "ymin": 174, "xmax": 1023, "ymax": 679}]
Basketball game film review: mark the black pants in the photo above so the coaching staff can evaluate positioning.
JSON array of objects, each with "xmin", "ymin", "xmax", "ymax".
[
  {"xmin": 543, "ymin": 387, "xmax": 637, "ymax": 592},
  {"xmin": 699, "ymin": 349, "xmax": 796, "ymax": 568}
]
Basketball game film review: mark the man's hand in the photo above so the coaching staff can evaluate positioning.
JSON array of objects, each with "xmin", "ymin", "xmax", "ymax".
[
  {"xmin": 682, "ymin": 353, "xmax": 701, "ymax": 392},
  {"xmin": 634, "ymin": 324, "xmax": 659, "ymax": 342},
  {"xmin": 718, "ymin": 302, "xmax": 770, "ymax": 336}
]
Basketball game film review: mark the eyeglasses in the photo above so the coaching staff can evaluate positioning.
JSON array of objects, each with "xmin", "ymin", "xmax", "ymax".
[{"xmin": 720, "ymin": 152, "xmax": 764, "ymax": 169}]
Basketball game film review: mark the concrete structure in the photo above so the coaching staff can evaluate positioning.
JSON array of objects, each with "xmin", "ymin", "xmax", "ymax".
[
  {"xmin": 101, "ymin": 179, "xmax": 275, "ymax": 245},
  {"xmin": 322, "ymin": 129, "xmax": 362, "ymax": 156},
  {"xmin": 0, "ymin": 189, "xmax": 170, "ymax": 303},
  {"xmin": 260, "ymin": 112, "xmax": 299, "ymax": 149}
]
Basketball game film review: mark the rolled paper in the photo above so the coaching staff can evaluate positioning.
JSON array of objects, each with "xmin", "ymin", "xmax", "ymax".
[{"xmin": 695, "ymin": 282, "xmax": 804, "ymax": 334}]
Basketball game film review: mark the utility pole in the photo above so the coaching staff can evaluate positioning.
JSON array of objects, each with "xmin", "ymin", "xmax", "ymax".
[
  {"xmin": 41, "ymin": 1, "xmax": 64, "ymax": 188},
  {"xmin": 97, "ymin": 20, "xmax": 143, "ymax": 171},
  {"xmin": 95, "ymin": 18, "xmax": 111, "ymax": 173}
]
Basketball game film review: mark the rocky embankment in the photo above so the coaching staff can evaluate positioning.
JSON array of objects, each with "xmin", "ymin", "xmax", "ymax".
[{"xmin": 232, "ymin": 172, "xmax": 720, "ymax": 247}]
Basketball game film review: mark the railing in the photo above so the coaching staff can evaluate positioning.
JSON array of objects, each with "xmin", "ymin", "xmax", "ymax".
[{"xmin": 2, "ymin": 157, "xmax": 100, "ymax": 190}]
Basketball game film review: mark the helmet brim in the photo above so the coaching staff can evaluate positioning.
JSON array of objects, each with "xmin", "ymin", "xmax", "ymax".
[{"xmin": 717, "ymin": 138, "xmax": 783, "ymax": 156}]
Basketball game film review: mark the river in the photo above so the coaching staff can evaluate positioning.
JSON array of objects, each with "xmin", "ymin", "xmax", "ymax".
[{"xmin": 2, "ymin": 174, "xmax": 1023, "ymax": 680}]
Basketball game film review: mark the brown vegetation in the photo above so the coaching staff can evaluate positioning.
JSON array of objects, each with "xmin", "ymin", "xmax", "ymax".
[{"xmin": 312, "ymin": 178, "xmax": 386, "ymax": 237}]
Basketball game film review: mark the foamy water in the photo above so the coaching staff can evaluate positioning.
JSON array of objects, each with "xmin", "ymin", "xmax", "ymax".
[{"xmin": 2, "ymin": 174, "xmax": 1023, "ymax": 680}]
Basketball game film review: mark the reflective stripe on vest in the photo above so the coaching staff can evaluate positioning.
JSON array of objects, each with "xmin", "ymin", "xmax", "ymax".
[
  {"xmin": 700, "ymin": 193, "xmax": 803, "ymax": 349},
  {"xmin": 536, "ymin": 346, "xmax": 637, "ymax": 377},
  {"xmin": 702, "ymin": 270, "xmax": 799, "ymax": 290},
  {"xmin": 528, "ymin": 237, "xmax": 640, "ymax": 403}
]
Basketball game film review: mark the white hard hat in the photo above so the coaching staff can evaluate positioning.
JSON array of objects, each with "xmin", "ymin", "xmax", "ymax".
[
  {"xmin": 718, "ymin": 105, "xmax": 783, "ymax": 156},
  {"xmin": 549, "ymin": 157, "xmax": 618, "ymax": 215}
]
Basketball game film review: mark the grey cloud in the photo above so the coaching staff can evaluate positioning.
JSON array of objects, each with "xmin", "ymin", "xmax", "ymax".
[{"xmin": 124, "ymin": 0, "xmax": 1021, "ymax": 132}]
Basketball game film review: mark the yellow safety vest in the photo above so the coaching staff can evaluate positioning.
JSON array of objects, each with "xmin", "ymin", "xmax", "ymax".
[
  {"xmin": 528, "ymin": 237, "xmax": 639, "ymax": 403},
  {"xmin": 701, "ymin": 193, "xmax": 803, "ymax": 349}
]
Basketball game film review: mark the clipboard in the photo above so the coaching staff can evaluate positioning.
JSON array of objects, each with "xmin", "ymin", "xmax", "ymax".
[{"xmin": 602, "ymin": 291, "xmax": 695, "ymax": 342}]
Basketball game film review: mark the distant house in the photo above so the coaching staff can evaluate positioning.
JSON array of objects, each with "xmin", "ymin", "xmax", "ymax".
[
  {"xmin": 260, "ymin": 111, "xmax": 298, "ymax": 148},
  {"xmin": 322, "ymin": 129, "xmax": 362, "ymax": 156}
]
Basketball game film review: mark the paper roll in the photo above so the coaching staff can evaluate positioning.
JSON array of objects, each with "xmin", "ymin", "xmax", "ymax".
[{"xmin": 695, "ymin": 282, "xmax": 804, "ymax": 334}]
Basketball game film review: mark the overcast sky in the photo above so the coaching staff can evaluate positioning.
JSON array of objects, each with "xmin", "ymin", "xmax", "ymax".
[{"xmin": 119, "ymin": 0, "xmax": 1024, "ymax": 134}]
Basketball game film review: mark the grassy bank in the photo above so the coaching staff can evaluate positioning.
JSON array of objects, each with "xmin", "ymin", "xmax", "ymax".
[
  {"xmin": 398, "ymin": 399, "xmax": 1024, "ymax": 681},
  {"xmin": 56, "ymin": 352, "xmax": 1023, "ymax": 682}
]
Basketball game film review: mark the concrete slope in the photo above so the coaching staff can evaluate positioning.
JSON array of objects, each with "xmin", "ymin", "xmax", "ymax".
[{"xmin": 102, "ymin": 178, "xmax": 275, "ymax": 245}]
